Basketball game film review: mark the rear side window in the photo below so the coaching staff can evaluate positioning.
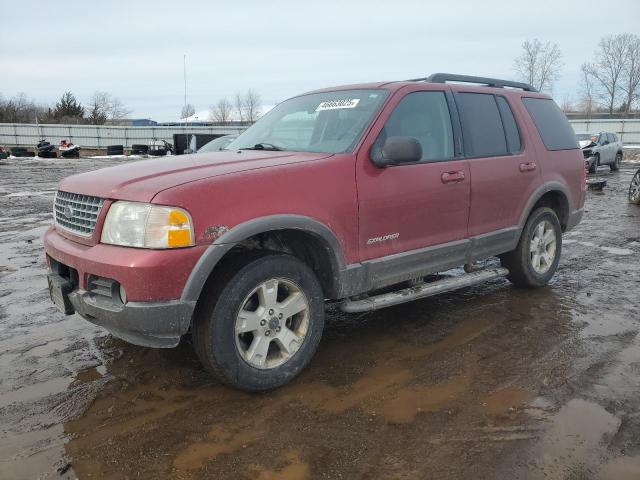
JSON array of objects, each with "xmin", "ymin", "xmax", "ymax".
[
  {"xmin": 496, "ymin": 96, "xmax": 521, "ymax": 153},
  {"xmin": 456, "ymin": 93, "xmax": 507, "ymax": 157},
  {"xmin": 522, "ymin": 97, "xmax": 578, "ymax": 151}
]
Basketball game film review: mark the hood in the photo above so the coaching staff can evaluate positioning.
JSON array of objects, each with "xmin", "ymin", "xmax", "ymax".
[
  {"xmin": 59, "ymin": 151, "xmax": 333, "ymax": 202},
  {"xmin": 579, "ymin": 140, "xmax": 595, "ymax": 149}
]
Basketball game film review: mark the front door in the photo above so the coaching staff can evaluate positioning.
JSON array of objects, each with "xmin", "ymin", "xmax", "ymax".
[{"xmin": 356, "ymin": 89, "xmax": 470, "ymax": 264}]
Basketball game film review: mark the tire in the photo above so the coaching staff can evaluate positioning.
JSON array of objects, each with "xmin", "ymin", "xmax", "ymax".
[
  {"xmin": 192, "ymin": 253, "xmax": 325, "ymax": 392},
  {"xmin": 610, "ymin": 152, "xmax": 622, "ymax": 171},
  {"xmin": 13, "ymin": 150, "xmax": 34, "ymax": 157},
  {"xmin": 148, "ymin": 148, "xmax": 166, "ymax": 156},
  {"xmin": 106, "ymin": 145, "xmax": 124, "ymax": 156},
  {"xmin": 500, "ymin": 207, "xmax": 562, "ymax": 288},
  {"xmin": 588, "ymin": 153, "xmax": 599, "ymax": 174},
  {"xmin": 629, "ymin": 169, "xmax": 640, "ymax": 205}
]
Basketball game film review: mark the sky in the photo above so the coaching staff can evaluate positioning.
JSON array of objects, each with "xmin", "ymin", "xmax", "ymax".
[{"xmin": 1, "ymin": 0, "xmax": 639, "ymax": 122}]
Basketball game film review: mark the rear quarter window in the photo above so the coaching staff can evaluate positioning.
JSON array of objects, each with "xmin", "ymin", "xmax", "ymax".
[{"xmin": 522, "ymin": 97, "xmax": 578, "ymax": 151}]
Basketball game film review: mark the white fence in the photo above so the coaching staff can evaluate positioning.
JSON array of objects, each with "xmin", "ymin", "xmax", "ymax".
[
  {"xmin": 2, "ymin": 119, "xmax": 640, "ymax": 149},
  {"xmin": 569, "ymin": 119, "xmax": 640, "ymax": 144},
  {"xmin": 0, "ymin": 123, "xmax": 245, "ymax": 149}
]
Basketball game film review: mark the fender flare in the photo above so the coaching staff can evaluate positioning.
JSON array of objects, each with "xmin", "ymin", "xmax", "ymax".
[
  {"xmin": 518, "ymin": 181, "xmax": 571, "ymax": 230},
  {"xmin": 180, "ymin": 214, "xmax": 346, "ymax": 304}
]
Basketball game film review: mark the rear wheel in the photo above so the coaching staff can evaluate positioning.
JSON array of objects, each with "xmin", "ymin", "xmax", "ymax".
[
  {"xmin": 192, "ymin": 253, "xmax": 325, "ymax": 391},
  {"xmin": 500, "ymin": 207, "xmax": 562, "ymax": 288},
  {"xmin": 629, "ymin": 169, "xmax": 640, "ymax": 205},
  {"xmin": 610, "ymin": 152, "xmax": 622, "ymax": 171}
]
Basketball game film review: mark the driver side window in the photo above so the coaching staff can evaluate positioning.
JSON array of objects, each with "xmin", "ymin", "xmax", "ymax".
[{"xmin": 374, "ymin": 91, "xmax": 454, "ymax": 162}]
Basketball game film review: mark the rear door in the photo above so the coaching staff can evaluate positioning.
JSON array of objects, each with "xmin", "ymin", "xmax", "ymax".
[
  {"xmin": 356, "ymin": 87, "xmax": 470, "ymax": 261},
  {"xmin": 455, "ymin": 91, "xmax": 541, "ymax": 239}
]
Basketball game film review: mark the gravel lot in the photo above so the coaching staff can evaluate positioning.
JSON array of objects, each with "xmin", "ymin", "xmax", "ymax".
[{"xmin": 1, "ymin": 155, "xmax": 639, "ymax": 479}]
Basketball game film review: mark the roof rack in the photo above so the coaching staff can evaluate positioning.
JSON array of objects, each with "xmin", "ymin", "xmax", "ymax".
[{"xmin": 407, "ymin": 73, "xmax": 537, "ymax": 92}]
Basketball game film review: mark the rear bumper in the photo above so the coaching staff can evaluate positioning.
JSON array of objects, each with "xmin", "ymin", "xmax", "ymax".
[{"xmin": 69, "ymin": 289, "xmax": 193, "ymax": 348}]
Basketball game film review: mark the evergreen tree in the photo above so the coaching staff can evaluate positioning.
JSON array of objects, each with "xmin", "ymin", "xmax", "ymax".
[{"xmin": 53, "ymin": 91, "xmax": 85, "ymax": 121}]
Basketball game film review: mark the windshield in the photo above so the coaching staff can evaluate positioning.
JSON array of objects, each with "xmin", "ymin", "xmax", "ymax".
[
  {"xmin": 226, "ymin": 89, "xmax": 389, "ymax": 154},
  {"xmin": 198, "ymin": 135, "xmax": 237, "ymax": 153}
]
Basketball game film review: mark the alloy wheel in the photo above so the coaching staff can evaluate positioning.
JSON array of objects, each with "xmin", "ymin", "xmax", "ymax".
[
  {"xmin": 235, "ymin": 278, "xmax": 310, "ymax": 369},
  {"xmin": 529, "ymin": 220, "xmax": 557, "ymax": 274}
]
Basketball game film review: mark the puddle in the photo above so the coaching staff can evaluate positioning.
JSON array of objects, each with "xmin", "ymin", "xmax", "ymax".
[
  {"xmin": 480, "ymin": 388, "xmax": 532, "ymax": 415},
  {"xmin": 596, "ymin": 456, "xmax": 640, "ymax": 480},
  {"xmin": 1, "ymin": 159, "xmax": 640, "ymax": 478},
  {"xmin": 251, "ymin": 451, "xmax": 310, "ymax": 480},
  {"xmin": 536, "ymin": 399, "xmax": 621, "ymax": 478}
]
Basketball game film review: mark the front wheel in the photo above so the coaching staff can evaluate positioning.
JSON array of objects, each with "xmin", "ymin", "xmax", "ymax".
[
  {"xmin": 588, "ymin": 154, "xmax": 599, "ymax": 174},
  {"xmin": 630, "ymin": 169, "xmax": 640, "ymax": 205},
  {"xmin": 500, "ymin": 207, "xmax": 562, "ymax": 288},
  {"xmin": 192, "ymin": 253, "xmax": 325, "ymax": 392}
]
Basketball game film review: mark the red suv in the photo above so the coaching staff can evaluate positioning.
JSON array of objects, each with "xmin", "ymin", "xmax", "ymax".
[{"xmin": 45, "ymin": 74, "xmax": 585, "ymax": 391}]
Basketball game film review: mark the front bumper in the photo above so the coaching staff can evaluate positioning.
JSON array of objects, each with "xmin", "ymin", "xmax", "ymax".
[
  {"xmin": 44, "ymin": 226, "xmax": 204, "ymax": 348},
  {"xmin": 68, "ymin": 288, "xmax": 193, "ymax": 348}
]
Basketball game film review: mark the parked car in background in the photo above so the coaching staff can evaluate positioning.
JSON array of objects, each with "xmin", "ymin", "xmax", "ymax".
[
  {"xmin": 44, "ymin": 73, "xmax": 585, "ymax": 391},
  {"xmin": 630, "ymin": 168, "xmax": 640, "ymax": 204},
  {"xmin": 576, "ymin": 132, "xmax": 624, "ymax": 174},
  {"xmin": 198, "ymin": 134, "xmax": 238, "ymax": 153}
]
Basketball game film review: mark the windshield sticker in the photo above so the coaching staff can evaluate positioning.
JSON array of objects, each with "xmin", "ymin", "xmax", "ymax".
[{"xmin": 316, "ymin": 99, "xmax": 360, "ymax": 111}]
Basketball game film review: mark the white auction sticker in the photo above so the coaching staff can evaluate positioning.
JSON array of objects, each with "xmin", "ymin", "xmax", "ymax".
[{"xmin": 316, "ymin": 99, "xmax": 360, "ymax": 111}]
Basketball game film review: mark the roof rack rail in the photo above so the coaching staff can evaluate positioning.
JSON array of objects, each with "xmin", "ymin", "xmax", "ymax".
[{"xmin": 407, "ymin": 73, "xmax": 537, "ymax": 92}]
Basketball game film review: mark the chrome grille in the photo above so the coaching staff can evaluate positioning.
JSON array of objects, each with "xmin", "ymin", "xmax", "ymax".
[{"xmin": 54, "ymin": 191, "xmax": 104, "ymax": 236}]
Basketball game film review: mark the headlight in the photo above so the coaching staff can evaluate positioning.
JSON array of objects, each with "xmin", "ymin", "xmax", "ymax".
[{"xmin": 100, "ymin": 201, "xmax": 194, "ymax": 249}]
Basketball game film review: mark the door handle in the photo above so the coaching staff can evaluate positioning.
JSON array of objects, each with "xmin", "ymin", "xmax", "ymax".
[
  {"xmin": 519, "ymin": 162, "xmax": 537, "ymax": 172},
  {"xmin": 441, "ymin": 171, "xmax": 465, "ymax": 184}
]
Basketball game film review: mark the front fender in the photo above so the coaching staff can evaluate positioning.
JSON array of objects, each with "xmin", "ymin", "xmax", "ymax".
[{"xmin": 180, "ymin": 214, "xmax": 346, "ymax": 303}]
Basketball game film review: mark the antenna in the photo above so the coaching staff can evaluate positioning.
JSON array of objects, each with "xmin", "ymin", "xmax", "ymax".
[{"xmin": 183, "ymin": 54, "xmax": 187, "ymax": 112}]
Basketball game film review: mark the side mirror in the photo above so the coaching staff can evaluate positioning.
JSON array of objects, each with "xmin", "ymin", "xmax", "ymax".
[{"xmin": 372, "ymin": 136, "xmax": 422, "ymax": 168}]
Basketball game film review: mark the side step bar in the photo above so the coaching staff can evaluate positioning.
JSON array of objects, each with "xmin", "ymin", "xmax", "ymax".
[{"xmin": 340, "ymin": 267, "xmax": 509, "ymax": 313}]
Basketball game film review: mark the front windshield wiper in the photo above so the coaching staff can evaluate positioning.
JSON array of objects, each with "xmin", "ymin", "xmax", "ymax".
[{"xmin": 239, "ymin": 143, "xmax": 283, "ymax": 151}]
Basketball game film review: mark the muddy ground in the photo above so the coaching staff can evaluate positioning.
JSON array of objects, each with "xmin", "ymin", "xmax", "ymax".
[{"xmin": 1, "ymin": 155, "xmax": 639, "ymax": 480}]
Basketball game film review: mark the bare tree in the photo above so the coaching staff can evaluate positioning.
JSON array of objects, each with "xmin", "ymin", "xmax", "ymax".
[
  {"xmin": 181, "ymin": 103, "xmax": 195, "ymax": 119},
  {"xmin": 0, "ymin": 92, "xmax": 49, "ymax": 123},
  {"xmin": 109, "ymin": 97, "xmax": 131, "ymax": 120},
  {"xmin": 514, "ymin": 39, "xmax": 563, "ymax": 93},
  {"xmin": 578, "ymin": 63, "xmax": 595, "ymax": 117},
  {"xmin": 87, "ymin": 91, "xmax": 131, "ymax": 124},
  {"xmin": 621, "ymin": 34, "xmax": 640, "ymax": 114},
  {"xmin": 583, "ymin": 34, "xmax": 633, "ymax": 114},
  {"xmin": 560, "ymin": 93, "xmax": 574, "ymax": 113},
  {"xmin": 87, "ymin": 91, "xmax": 110, "ymax": 124},
  {"xmin": 210, "ymin": 98, "xmax": 232, "ymax": 123},
  {"xmin": 242, "ymin": 89, "xmax": 262, "ymax": 123},
  {"xmin": 234, "ymin": 93, "xmax": 244, "ymax": 124}
]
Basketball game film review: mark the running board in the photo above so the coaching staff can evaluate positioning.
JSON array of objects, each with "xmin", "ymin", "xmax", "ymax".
[{"xmin": 340, "ymin": 267, "xmax": 509, "ymax": 313}]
